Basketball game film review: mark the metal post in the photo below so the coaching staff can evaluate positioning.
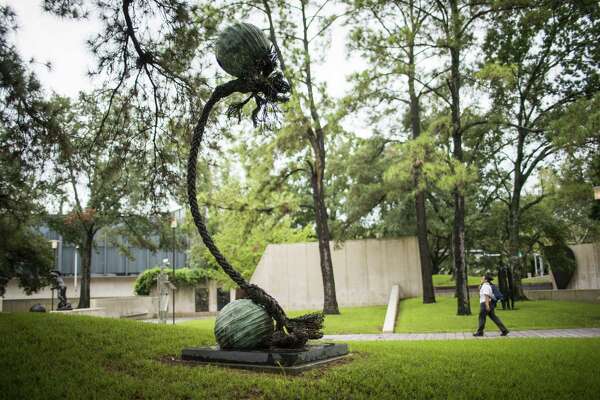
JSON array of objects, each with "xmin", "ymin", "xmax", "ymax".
[
  {"xmin": 74, "ymin": 245, "xmax": 78, "ymax": 291},
  {"xmin": 50, "ymin": 240, "xmax": 58, "ymax": 311},
  {"xmin": 171, "ymin": 217, "xmax": 177, "ymax": 325}
]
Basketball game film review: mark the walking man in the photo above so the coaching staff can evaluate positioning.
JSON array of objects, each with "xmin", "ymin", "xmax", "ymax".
[{"xmin": 474, "ymin": 273, "xmax": 509, "ymax": 337}]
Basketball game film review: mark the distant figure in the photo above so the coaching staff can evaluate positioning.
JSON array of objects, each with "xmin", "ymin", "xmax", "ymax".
[
  {"xmin": 50, "ymin": 270, "xmax": 72, "ymax": 311},
  {"xmin": 473, "ymin": 273, "xmax": 509, "ymax": 337},
  {"xmin": 157, "ymin": 262, "xmax": 176, "ymax": 323}
]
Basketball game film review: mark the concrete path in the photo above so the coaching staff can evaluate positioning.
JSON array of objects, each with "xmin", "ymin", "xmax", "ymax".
[
  {"xmin": 141, "ymin": 317, "xmax": 212, "ymax": 324},
  {"xmin": 322, "ymin": 328, "xmax": 600, "ymax": 341}
]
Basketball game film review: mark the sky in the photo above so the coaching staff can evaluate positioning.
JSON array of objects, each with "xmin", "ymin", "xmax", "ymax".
[
  {"xmin": 4, "ymin": 0, "xmax": 369, "ymax": 210},
  {"xmin": 3, "ymin": 1, "xmax": 546, "ymax": 208},
  {"xmin": 5, "ymin": 0, "xmax": 361, "ymax": 99}
]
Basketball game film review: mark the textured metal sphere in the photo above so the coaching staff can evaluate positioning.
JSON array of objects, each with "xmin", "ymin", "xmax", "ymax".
[
  {"xmin": 215, "ymin": 22, "xmax": 273, "ymax": 79},
  {"xmin": 214, "ymin": 299, "xmax": 274, "ymax": 350}
]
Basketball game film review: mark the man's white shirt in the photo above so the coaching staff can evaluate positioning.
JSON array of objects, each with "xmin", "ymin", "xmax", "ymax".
[{"xmin": 480, "ymin": 282, "xmax": 493, "ymax": 304}]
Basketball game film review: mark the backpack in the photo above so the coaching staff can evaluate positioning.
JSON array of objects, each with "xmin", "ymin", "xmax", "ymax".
[{"xmin": 491, "ymin": 283, "xmax": 504, "ymax": 303}]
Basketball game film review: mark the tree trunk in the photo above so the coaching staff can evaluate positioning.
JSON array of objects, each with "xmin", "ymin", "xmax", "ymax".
[
  {"xmin": 408, "ymin": 37, "xmax": 435, "ymax": 304},
  {"xmin": 77, "ymin": 231, "xmax": 94, "ymax": 308},
  {"xmin": 508, "ymin": 174, "xmax": 527, "ymax": 300},
  {"xmin": 301, "ymin": 0, "xmax": 339, "ymax": 314},
  {"xmin": 416, "ymin": 190, "xmax": 435, "ymax": 303},
  {"xmin": 449, "ymin": 0, "xmax": 470, "ymax": 315},
  {"xmin": 310, "ymin": 156, "xmax": 340, "ymax": 314}
]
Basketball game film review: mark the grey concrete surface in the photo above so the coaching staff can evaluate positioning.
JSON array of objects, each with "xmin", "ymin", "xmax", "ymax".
[{"xmin": 322, "ymin": 328, "xmax": 600, "ymax": 341}]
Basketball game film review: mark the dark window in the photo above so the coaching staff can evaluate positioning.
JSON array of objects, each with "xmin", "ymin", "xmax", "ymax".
[
  {"xmin": 195, "ymin": 288, "xmax": 209, "ymax": 312},
  {"xmin": 217, "ymin": 288, "xmax": 230, "ymax": 311}
]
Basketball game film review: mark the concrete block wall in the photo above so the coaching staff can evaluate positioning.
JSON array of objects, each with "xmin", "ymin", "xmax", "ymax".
[
  {"xmin": 90, "ymin": 296, "xmax": 157, "ymax": 318},
  {"xmin": 1, "ymin": 276, "xmax": 226, "ymax": 316},
  {"xmin": 250, "ymin": 237, "xmax": 423, "ymax": 310},
  {"xmin": 568, "ymin": 243, "xmax": 600, "ymax": 290},
  {"xmin": 2, "ymin": 275, "xmax": 138, "ymax": 300},
  {"xmin": 524, "ymin": 289, "xmax": 600, "ymax": 303}
]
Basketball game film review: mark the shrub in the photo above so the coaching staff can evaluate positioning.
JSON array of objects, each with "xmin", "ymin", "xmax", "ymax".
[{"xmin": 134, "ymin": 267, "xmax": 218, "ymax": 296}]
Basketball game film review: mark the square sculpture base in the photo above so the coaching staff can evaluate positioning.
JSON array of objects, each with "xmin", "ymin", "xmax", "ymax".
[{"xmin": 181, "ymin": 343, "xmax": 349, "ymax": 374}]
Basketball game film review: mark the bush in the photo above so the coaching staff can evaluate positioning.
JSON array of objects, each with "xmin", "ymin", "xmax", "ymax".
[{"xmin": 133, "ymin": 267, "xmax": 218, "ymax": 295}]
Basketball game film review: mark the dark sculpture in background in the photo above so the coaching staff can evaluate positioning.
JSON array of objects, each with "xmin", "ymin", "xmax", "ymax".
[
  {"xmin": 30, "ymin": 303, "xmax": 46, "ymax": 312},
  {"xmin": 497, "ymin": 266, "xmax": 515, "ymax": 310},
  {"xmin": 187, "ymin": 22, "xmax": 323, "ymax": 349},
  {"xmin": 50, "ymin": 270, "xmax": 72, "ymax": 311}
]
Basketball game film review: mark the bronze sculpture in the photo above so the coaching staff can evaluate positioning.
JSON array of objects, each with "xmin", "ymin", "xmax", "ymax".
[
  {"xmin": 187, "ymin": 23, "xmax": 323, "ymax": 348},
  {"xmin": 50, "ymin": 270, "xmax": 72, "ymax": 311}
]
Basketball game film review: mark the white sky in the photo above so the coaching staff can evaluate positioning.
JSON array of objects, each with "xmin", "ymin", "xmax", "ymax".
[
  {"xmin": 4, "ymin": 0, "xmax": 543, "ymax": 202},
  {"xmin": 4, "ymin": 0, "xmax": 371, "ymax": 211},
  {"xmin": 5, "ymin": 0, "xmax": 99, "ymax": 97},
  {"xmin": 5, "ymin": 0, "xmax": 361, "ymax": 100}
]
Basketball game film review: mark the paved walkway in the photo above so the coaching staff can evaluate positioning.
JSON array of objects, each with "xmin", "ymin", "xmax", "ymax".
[
  {"xmin": 323, "ymin": 328, "xmax": 600, "ymax": 341},
  {"xmin": 141, "ymin": 317, "xmax": 212, "ymax": 324}
]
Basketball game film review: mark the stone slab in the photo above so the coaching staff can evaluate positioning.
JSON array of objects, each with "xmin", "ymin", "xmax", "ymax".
[
  {"xmin": 382, "ymin": 284, "xmax": 400, "ymax": 333},
  {"xmin": 181, "ymin": 343, "xmax": 349, "ymax": 373}
]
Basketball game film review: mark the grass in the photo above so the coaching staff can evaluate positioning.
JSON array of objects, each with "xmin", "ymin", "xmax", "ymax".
[
  {"xmin": 432, "ymin": 274, "xmax": 480, "ymax": 287},
  {"xmin": 432, "ymin": 274, "xmax": 552, "ymax": 287},
  {"xmin": 396, "ymin": 295, "xmax": 600, "ymax": 333},
  {"xmin": 182, "ymin": 305, "xmax": 388, "ymax": 334},
  {"xmin": 182, "ymin": 299, "xmax": 600, "ymax": 335},
  {"xmin": 522, "ymin": 275, "xmax": 552, "ymax": 285},
  {"xmin": 2, "ymin": 312, "xmax": 600, "ymax": 399}
]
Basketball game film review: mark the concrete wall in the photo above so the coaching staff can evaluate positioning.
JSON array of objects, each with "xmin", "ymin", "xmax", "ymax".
[
  {"xmin": 568, "ymin": 243, "xmax": 600, "ymax": 290},
  {"xmin": 2, "ymin": 275, "xmax": 231, "ymax": 316},
  {"xmin": 90, "ymin": 296, "xmax": 157, "ymax": 318},
  {"xmin": 250, "ymin": 237, "xmax": 422, "ymax": 310},
  {"xmin": 524, "ymin": 289, "xmax": 600, "ymax": 303},
  {"xmin": 3, "ymin": 275, "xmax": 138, "ymax": 300}
]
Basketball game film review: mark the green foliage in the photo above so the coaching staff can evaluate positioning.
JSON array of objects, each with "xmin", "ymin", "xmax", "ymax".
[
  {"xmin": 133, "ymin": 267, "xmax": 217, "ymax": 296},
  {"xmin": 0, "ymin": 6, "xmax": 62, "ymax": 220},
  {"xmin": 186, "ymin": 165, "xmax": 313, "ymax": 287},
  {"xmin": 0, "ymin": 217, "xmax": 53, "ymax": 296}
]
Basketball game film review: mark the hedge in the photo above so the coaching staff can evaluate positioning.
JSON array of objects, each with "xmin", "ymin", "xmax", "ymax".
[{"xmin": 133, "ymin": 267, "xmax": 218, "ymax": 295}]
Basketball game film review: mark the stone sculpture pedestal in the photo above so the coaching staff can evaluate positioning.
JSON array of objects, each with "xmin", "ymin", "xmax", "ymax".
[{"xmin": 181, "ymin": 343, "xmax": 349, "ymax": 374}]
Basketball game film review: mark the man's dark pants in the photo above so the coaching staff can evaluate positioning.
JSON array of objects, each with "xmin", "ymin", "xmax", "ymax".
[{"xmin": 476, "ymin": 302, "xmax": 508, "ymax": 334}]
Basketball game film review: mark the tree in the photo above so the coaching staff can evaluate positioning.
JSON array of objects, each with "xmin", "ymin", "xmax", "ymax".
[
  {"xmin": 49, "ymin": 94, "xmax": 169, "ymax": 308},
  {"xmin": 347, "ymin": 0, "xmax": 438, "ymax": 303},
  {"xmin": 0, "ymin": 5, "xmax": 59, "ymax": 294},
  {"xmin": 43, "ymin": 0, "xmax": 228, "ymax": 203},
  {"xmin": 236, "ymin": 0, "xmax": 351, "ymax": 314},
  {"xmin": 419, "ymin": 0, "xmax": 527, "ymax": 315},
  {"xmin": 186, "ymin": 164, "xmax": 314, "ymax": 286},
  {"xmin": 0, "ymin": 217, "xmax": 53, "ymax": 297},
  {"xmin": 481, "ymin": 0, "xmax": 600, "ymax": 298}
]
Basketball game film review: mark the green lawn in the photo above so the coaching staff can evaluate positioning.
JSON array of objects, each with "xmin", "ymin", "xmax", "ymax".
[
  {"xmin": 432, "ymin": 274, "xmax": 480, "ymax": 287},
  {"xmin": 432, "ymin": 274, "xmax": 552, "ymax": 287},
  {"xmin": 396, "ymin": 295, "xmax": 600, "ymax": 333},
  {"xmin": 522, "ymin": 275, "xmax": 552, "ymax": 285},
  {"xmin": 183, "ymin": 299, "xmax": 600, "ymax": 335},
  {"xmin": 2, "ymin": 313, "xmax": 600, "ymax": 399},
  {"xmin": 182, "ymin": 305, "xmax": 388, "ymax": 334}
]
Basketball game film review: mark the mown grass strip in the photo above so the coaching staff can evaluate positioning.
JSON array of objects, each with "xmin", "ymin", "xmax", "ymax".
[{"xmin": 2, "ymin": 313, "xmax": 600, "ymax": 399}]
